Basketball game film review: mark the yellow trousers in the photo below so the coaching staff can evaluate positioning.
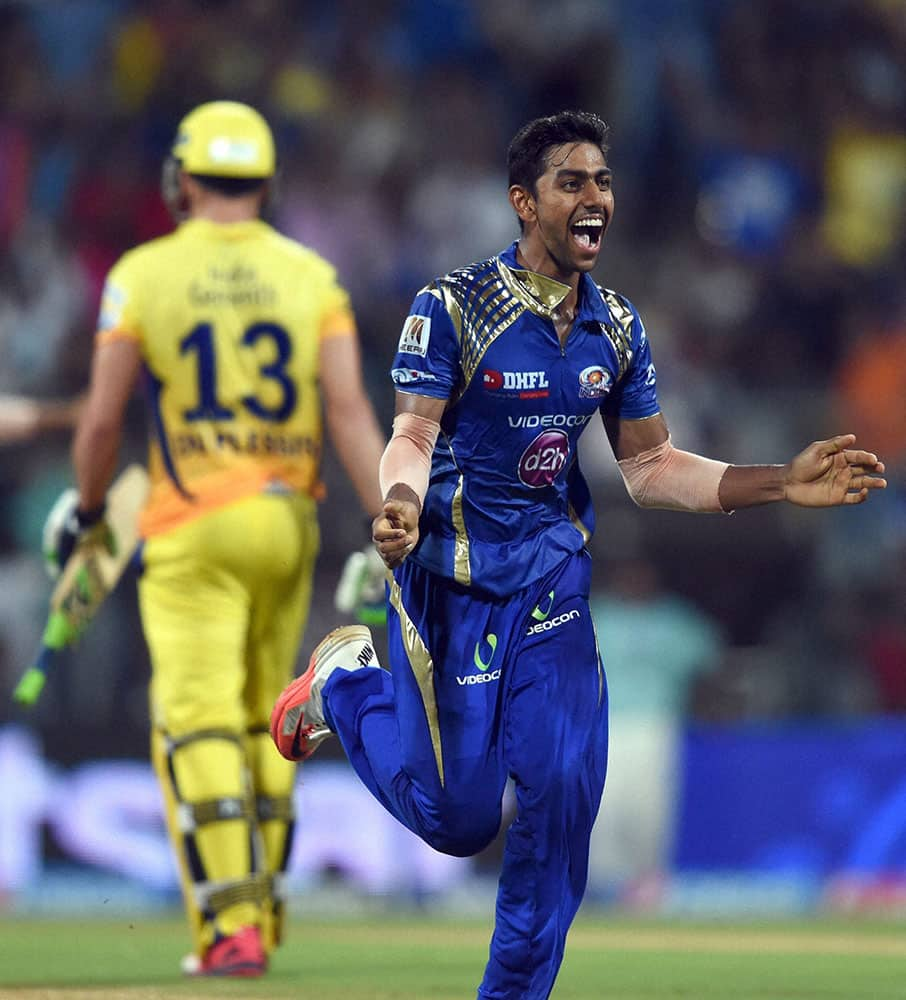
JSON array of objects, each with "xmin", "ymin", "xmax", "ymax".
[{"xmin": 140, "ymin": 492, "xmax": 318, "ymax": 956}]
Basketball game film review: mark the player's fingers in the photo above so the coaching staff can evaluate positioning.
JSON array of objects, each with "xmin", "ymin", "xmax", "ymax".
[
  {"xmin": 376, "ymin": 548, "xmax": 402, "ymax": 570},
  {"xmin": 383, "ymin": 498, "xmax": 420, "ymax": 528},
  {"xmin": 373, "ymin": 525, "xmax": 406, "ymax": 542},
  {"xmin": 382, "ymin": 498, "xmax": 412, "ymax": 516},
  {"xmin": 845, "ymin": 469, "xmax": 887, "ymax": 489},
  {"xmin": 827, "ymin": 433, "xmax": 857, "ymax": 452},
  {"xmin": 380, "ymin": 539, "xmax": 414, "ymax": 569},
  {"xmin": 375, "ymin": 535, "xmax": 408, "ymax": 556},
  {"xmin": 842, "ymin": 449, "xmax": 881, "ymax": 468},
  {"xmin": 372, "ymin": 513, "xmax": 406, "ymax": 538}
]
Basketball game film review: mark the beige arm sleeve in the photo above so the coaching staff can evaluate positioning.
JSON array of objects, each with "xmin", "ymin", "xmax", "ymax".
[
  {"xmin": 617, "ymin": 436, "xmax": 730, "ymax": 513},
  {"xmin": 379, "ymin": 411, "xmax": 440, "ymax": 510}
]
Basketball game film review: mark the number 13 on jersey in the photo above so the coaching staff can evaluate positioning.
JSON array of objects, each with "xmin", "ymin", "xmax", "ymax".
[{"xmin": 180, "ymin": 321, "xmax": 297, "ymax": 423}]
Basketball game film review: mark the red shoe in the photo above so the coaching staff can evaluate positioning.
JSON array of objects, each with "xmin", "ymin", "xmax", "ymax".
[
  {"xmin": 186, "ymin": 925, "xmax": 267, "ymax": 977},
  {"xmin": 271, "ymin": 625, "xmax": 379, "ymax": 761}
]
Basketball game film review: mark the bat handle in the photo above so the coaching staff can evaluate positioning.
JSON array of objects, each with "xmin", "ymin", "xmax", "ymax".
[
  {"xmin": 12, "ymin": 645, "xmax": 58, "ymax": 707},
  {"xmin": 12, "ymin": 611, "xmax": 73, "ymax": 707}
]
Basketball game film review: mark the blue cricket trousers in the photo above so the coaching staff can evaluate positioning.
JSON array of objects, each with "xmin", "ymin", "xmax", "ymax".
[{"xmin": 322, "ymin": 548, "xmax": 609, "ymax": 999}]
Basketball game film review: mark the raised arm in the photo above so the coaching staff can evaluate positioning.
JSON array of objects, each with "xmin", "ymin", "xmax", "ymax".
[{"xmin": 604, "ymin": 413, "xmax": 886, "ymax": 513}]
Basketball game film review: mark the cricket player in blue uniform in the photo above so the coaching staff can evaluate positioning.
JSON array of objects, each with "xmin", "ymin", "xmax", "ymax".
[{"xmin": 271, "ymin": 111, "xmax": 886, "ymax": 998}]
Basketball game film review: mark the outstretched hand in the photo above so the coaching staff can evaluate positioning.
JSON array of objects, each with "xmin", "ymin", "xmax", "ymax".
[
  {"xmin": 784, "ymin": 434, "xmax": 886, "ymax": 507},
  {"xmin": 373, "ymin": 496, "xmax": 421, "ymax": 570}
]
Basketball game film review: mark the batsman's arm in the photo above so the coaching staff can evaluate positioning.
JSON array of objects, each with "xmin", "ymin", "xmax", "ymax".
[
  {"xmin": 320, "ymin": 332, "xmax": 386, "ymax": 518},
  {"xmin": 73, "ymin": 339, "xmax": 143, "ymax": 511},
  {"xmin": 19, "ymin": 462, "xmax": 149, "ymax": 706},
  {"xmin": 321, "ymin": 332, "xmax": 390, "ymax": 622}
]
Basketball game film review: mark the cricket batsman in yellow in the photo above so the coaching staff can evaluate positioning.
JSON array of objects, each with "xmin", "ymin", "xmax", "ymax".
[{"xmin": 43, "ymin": 101, "xmax": 387, "ymax": 976}]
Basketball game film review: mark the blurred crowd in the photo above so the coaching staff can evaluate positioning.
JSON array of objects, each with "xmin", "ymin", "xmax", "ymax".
[{"xmin": 1, "ymin": 0, "xmax": 905, "ymax": 763}]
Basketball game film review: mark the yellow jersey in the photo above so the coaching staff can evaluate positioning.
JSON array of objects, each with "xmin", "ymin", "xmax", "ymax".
[{"xmin": 97, "ymin": 218, "xmax": 353, "ymax": 537}]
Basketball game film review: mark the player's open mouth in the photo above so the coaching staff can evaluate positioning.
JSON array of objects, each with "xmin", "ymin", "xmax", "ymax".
[{"xmin": 570, "ymin": 217, "xmax": 604, "ymax": 251}]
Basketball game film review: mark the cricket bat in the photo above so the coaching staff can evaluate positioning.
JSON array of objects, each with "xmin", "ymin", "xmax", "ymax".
[{"xmin": 13, "ymin": 464, "xmax": 150, "ymax": 707}]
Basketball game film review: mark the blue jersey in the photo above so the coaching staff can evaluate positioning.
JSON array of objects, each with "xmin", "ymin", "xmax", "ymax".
[{"xmin": 390, "ymin": 242, "xmax": 660, "ymax": 597}]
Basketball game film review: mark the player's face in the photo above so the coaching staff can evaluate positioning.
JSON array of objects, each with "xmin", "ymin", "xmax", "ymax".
[{"xmin": 524, "ymin": 141, "xmax": 613, "ymax": 279}]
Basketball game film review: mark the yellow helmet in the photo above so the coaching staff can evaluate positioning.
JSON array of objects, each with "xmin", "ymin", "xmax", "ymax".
[{"xmin": 170, "ymin": 101, "xmax": 275, "ymax": 178}]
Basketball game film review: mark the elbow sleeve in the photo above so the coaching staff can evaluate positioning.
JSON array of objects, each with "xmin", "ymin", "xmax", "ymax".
[
  {"xmin": 378, "ymin": 411, "xmax": 440, "ymax": 509},
  {"xmin": 617, "ymin": 436, "xmax": 729, "ymax": 513}
]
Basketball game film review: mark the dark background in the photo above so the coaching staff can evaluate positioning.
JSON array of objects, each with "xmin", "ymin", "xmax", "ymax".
[{"xmin": 0, "ymin": 0, "xmax": 904, "ymax": 768}]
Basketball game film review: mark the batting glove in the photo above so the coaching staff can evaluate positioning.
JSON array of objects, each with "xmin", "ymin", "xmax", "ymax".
[
  {"xmin": 334, "ymin": 544, "xmax": 388, "ymax": 626},
  {"xmin": 42, "ymin": 488, "xmax": 112, "ymax": 579}
]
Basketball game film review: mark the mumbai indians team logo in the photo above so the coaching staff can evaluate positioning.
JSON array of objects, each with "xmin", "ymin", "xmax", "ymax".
[{"xmin": 578, "ymin": 365, "xmax": 612, "ymax": 399}]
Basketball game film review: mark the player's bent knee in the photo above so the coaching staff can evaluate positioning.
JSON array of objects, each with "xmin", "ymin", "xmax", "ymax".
[{"xmin": 420, "ymin": 803, "xmax": 501, "ymax": 858}]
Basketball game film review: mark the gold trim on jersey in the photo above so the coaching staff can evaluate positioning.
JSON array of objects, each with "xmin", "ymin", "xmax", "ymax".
[
  {"xmin": 388, "ymin": 578, "xmax": 445, "ymax": 786},
  {"xmin": 451, "ymin": 474, "xmax": 470, "ymax": 586},
  {"xmin": 498, "ymin": 262, "xmax": 571, "ymax": 318},
  {"xmin": 591, "ymin": 619, "xmax": 605, "ymax": 708},
  {"xmin": 567, "ymin": 501, "xmax": 592, "ymax": 544},
  {"xmin": 429, "ymin": 258, "xmax": 586, "ymax": 392},
  {"xmin": 599, "ymin": 289, "xmax": 634, "ymax": 379},
  {"xmin": 428, "ymin": 263, "xmax": 517, "ymax": 389}
]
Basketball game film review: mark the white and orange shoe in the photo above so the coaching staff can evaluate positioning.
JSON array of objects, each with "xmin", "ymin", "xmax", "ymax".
[{"xmin": 270, "ymin": 625, "xmax": 380, "ymax": 762}]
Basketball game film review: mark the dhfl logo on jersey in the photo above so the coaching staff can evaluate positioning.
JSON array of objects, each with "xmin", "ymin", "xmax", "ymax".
[
  {"xmin": 398, "ymin": 315, "xmax": 431, "ymax": 357},
  {"xmin": 482, "ymin": 369, "xmax": 550, "ymax": 398}
]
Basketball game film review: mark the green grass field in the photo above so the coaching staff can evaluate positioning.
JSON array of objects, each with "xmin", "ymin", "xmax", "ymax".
[{"xmin": 1, "ymin": 912, "xmax": 904, "ymax": 999}]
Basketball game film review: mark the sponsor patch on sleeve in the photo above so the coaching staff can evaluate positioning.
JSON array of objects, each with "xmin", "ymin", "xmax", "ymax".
[
  {"xmin": 391, "ymin": 368, "xmax": 438, "ymax": 386},
  {"xmin": 397, "ymin": 314, "xmax": 431, "ymax": 357}
]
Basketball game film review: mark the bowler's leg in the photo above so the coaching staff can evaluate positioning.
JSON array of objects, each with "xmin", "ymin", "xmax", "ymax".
[
  {"xmin": 322, "ymin": 564, "xmax": 513, "ymax": 856},
  {"xmin": 479, "ymin": 564, "xmax": 607, "ymax": 999}
]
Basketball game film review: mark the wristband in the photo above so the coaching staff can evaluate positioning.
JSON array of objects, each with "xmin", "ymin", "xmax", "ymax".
[{"xmin": 76, "ymin": 504, "xmax": 106, "ymax": 528}]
